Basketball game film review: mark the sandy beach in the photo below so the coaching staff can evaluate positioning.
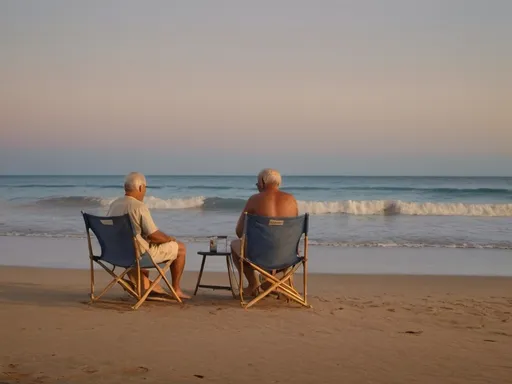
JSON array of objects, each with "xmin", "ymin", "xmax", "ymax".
[
  {"xmin": 2, "ymin": 0, "xmax": 511, "ymax": 382},
  {"xmin": 1, "ymin": 264, "xmax": 511, "ymax": 384}
]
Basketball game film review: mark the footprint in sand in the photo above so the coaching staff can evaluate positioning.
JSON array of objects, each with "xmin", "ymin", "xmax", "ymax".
[
  {"xmin": 316, "ymin": 297, "xmax": 331, "ymax": 303},
  {"xmin": 490, "ymin": 331, "xmax": 512, "ymax": 337},
  {"xmin": 81, "ymin": 366, "xmax": 98, "ymax": 374},
  {"xmin": 330, "ymin": 307, "xmax": 344, "ymax": 315},
  {"xmin": 33, "ymin": 375, "xmax": 50, "ymax": 383},
  {"xmin": 2, "ymin": 372, "xmax": 30, "ymax": 381},
  {"xmin": 401, "ymin": 330, "xmax": 424, "ymax": 335},
  {"xmin": 124, "ymin": 366, "xmax": 150, "ymax": 374}
]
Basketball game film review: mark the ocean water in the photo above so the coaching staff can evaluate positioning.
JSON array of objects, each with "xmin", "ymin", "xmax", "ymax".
[{"xmin": 1, "ymin": 175, "xmax": 511, "ymax": 250}]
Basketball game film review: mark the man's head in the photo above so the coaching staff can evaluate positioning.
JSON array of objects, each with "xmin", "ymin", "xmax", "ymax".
[
  {"xmin": 256, "ymin": 168, "xmax": 281, "ymax": 192},
  {"xmin": 124, "ymin": 172, "xmax": 147, "ymax": 201}
]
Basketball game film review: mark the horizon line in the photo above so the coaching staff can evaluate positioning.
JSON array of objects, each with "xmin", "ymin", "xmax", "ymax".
[{"xmin": 1, "ymin": 174, "xmax": 511, "ymax": 178}]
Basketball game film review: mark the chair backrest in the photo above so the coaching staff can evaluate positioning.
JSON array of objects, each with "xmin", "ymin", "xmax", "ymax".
[
  {"xmin": 243, "ymin": 213, "xmax": 309, "ymax": 271},
  {"xmin": 82, "ymin": 211, "xmax": 137, "ymax": 268}
]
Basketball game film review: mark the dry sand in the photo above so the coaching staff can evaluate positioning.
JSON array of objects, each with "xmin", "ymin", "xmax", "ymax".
[{"xmin": 1, "ymin": 266, "xmax": 511, "ymax": 383}]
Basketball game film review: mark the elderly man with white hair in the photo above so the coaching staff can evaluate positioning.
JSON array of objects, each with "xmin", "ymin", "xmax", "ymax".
[
  {"xmin": 107, "ymin": 172, "xmax": 190, "ymax": 299},
  {"xmin": 231, "ymin": 168, "xmax": 299, "ymax": 296}
]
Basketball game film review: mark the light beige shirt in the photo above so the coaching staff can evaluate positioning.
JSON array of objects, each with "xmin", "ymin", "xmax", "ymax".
[{"xmin": 107, "ymin": 196, "xmax": 158, "ymax": 252}]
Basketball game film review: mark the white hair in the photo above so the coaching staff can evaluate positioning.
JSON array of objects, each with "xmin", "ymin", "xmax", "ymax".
[
  {"xmin": 258, "ymin": 168, "xmax": 282, "ymax": 187},
  {"xmin": 124, "ymin": 172, "xmax": 147, "ymax": 192}
]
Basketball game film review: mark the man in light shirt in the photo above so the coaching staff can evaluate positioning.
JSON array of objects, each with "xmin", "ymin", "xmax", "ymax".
[{"xmin": 107, "ymin": 172, "xmax": 190, "ymax": 299}]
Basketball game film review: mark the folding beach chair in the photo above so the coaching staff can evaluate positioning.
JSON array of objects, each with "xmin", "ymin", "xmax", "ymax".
[
  {"xmin": 82, "ymin": 211, "xmax": 182, "ymax": 310},
  {"xmin": 239, "ymin": 213, "xmax": 310, "ymax": 309}
]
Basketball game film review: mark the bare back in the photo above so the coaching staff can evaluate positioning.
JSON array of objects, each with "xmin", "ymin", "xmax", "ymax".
[
  {"xmin": 247, "ymin": 190, "xmax": 298, "ymax": 217},
  {"xmin": 236, "ymin": 188, "xmax": 298, "ymax": 237}
]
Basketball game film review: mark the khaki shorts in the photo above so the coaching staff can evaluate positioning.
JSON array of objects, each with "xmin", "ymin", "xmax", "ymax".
[{"xmin": 148, "ymin": 241, "xmax": 179, "ymax": 263}]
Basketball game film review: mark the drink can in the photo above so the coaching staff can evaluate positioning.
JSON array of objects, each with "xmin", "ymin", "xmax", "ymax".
[{"xmin": 209, "ymin": 237, "xmax": 217, "ymax": 252}]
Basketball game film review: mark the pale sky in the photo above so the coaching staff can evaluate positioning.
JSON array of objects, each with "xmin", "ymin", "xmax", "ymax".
[{"xmin": 1, "ymin": 0, "xmax": 511, "ymax": 175}]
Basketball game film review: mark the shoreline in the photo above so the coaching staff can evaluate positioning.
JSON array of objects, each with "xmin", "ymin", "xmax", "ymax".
[
  {"xmin": 2, "ymin": 235, "xmax": 512, "ymax": 276},
  {"xmin": 4, "ymin": 264, "xmax": 512, "ymax": 280}
]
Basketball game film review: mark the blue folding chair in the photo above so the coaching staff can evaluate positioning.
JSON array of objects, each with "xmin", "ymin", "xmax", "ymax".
[
  {"xmin": 239, "ymin": 213, "xmax": 310, "ymax": 309},
  {"xmin": 82, "ymin": 211, "xmax": 182, "ymax": 309}
]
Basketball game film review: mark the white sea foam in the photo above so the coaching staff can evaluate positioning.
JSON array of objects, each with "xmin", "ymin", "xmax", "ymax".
[
  {"xmin": 21, "ymin": 195, "xmax": 512, "ymax": 217},
  {"xmin": 131, "ymin": 196, "xmax": 512, "ymax": 217},
  {"xmin": 142, "ymin": 196, "xmax": 205, "ymax": 209},
  {"xmin": 297, "ymin": 200, "xmax": 512, "ymax": 217},
  {"xmin": 90, "ymin": 196, "xmax": 205, "ymax": 209},
  {"xmin": 306, "ymin": 240, "xmax": 512, "ymax": 249},
  {"xmin": 2, "ymin": 232, "xmax": 511, "ymax": 249}
]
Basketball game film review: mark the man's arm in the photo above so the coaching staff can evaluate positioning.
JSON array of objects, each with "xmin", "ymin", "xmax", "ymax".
[
  {"xmin": 139, "ymin": 205, "xmax": 175, "ymax": 244},
  {"xmin": 147, "ymin": 230, "xmax": 176, "ymax": 244},
  {"xmin": 235, "ymin": 198, "xmax": 253, "ymax": 238}
]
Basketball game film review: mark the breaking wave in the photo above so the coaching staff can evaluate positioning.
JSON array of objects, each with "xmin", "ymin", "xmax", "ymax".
[
  {"xmin": 21, "ymin": 196, "xmax": 512, "ymax": 217},
  {"xmin": 337, "ymin": 187, "xmax": 512, "ymax": 196},
  {"xmin": 297, "ymin": 200, "xmax": 512, "ymax": 216},
  {"xmin": 35, "ymin": 196, "xmax": 111, "ymax": 208}
]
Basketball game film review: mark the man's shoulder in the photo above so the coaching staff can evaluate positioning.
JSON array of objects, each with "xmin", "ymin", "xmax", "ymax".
[
  {"xmin": 247, "ymin": 193, "xmax": 261, "ymax": 201},
  {"xmin": 278, "ymin": 190, "xmax": 296, "ymax": 199},
  {"xmin": 244, "ymin": 193, "xmax": 257, "ymax": 207},
  {"xmin": 273, "ymin": 190, "xmax": 297, "ymax": 203},
  {"xmin": 128, "ymin": 198, "xmax": 149, "ymax": 212},
  {"xmin": 250, "ymin": 190, "xmax": 296, "ymax": 201},
  {"xmin": 248, "ymin": 191, "xmax": 298, "ymax": 209},
  {"xmin": 110, "ymin": 196, "xmax": 126, "ymax": 205},
  {"xmin": 110, "ymin": 196, "xmax": 147, "ymax": 211}
]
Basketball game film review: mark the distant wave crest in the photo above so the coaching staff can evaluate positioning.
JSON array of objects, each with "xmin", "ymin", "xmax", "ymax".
[
  {"xmin": 298, "ymin": 199, "xmax": 512, "ymax": 216},
  {"xmin": 338, "ymin": 186, "xmax": 512, "ymax": 195},
  {"xmin": 32, "ymin": 195, "xmax": 245, "ymax": 211},
  {"xmin": 27, "ymin": 196, "xmax": 512, "ymax": 217},
  {"xmin": 36, "ymin": 196, "xmax": 109, "ymax": 208}
]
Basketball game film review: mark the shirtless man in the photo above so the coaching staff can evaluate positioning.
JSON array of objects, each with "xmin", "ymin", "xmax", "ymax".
[
  {"xmin": 230, "ymin": 168, "xmax": 299, "ymax": 296},
  {"xmin": 107, "ymin": 172, "xmax": 190, "ymax": 299}
]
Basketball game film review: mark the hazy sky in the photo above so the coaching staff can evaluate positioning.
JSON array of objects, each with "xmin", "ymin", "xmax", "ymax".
[{"xmin": 1, "ymin": 0, "xmax": 511, "ymax": 175}]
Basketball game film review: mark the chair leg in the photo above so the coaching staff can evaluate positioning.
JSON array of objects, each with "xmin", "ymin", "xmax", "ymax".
[
  {"xmin": 94, "ymin": 266, "xmax": 133, "ymax": 302},
  {"xmin": 303, "ymin": 261, "xmax": 310, "ymax": 308},
  {"xmin": 133, "ymin": 260, "xmax": 182, "ymax": 310},
  {"xmin": 194, "ymin": 255, "xmax": 207, "ymax": 296},
  {"xmin": 244, "ymin": 265, "xmax": 308, "ymax": 309},
  {"xmin": 137, "ymin": 263, "xmax": 141, "ymax": 298},
  {"xmin": 89, "ymin": 257, "xmax": 95, "ymax": 302},
  {"xmin": 239, "ymin": 239, "xmax": 245, "ymax": 307},
  {"xmin": 226, "ymin": 255, "xmax": 237, "ymax": 299},
  {"xmin": 133, "ymin": 273, "xmax": 163, "ymax": 310}
]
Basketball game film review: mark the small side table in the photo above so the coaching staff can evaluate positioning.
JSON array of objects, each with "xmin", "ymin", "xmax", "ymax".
[{"xmin": 194, "ymin": 251, "xmax": 237, "ymax": 298}]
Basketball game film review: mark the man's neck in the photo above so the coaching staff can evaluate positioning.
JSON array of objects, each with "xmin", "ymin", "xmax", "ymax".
[{"xmin": 262, "ymin": 186, "xmax": 279, "ymax": 192}]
